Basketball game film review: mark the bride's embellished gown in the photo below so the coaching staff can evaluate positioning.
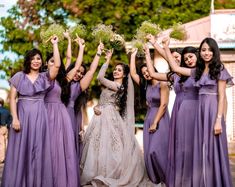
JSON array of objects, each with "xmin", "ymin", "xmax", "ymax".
[{"xmin": 80, "ymin": 63, "xmax": 154, "ymax": 187}]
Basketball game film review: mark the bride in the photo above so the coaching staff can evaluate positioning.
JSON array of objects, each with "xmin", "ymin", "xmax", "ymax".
[{"xmin": 80, "ymin": 49, "xmax": 154, "ymax": 186}]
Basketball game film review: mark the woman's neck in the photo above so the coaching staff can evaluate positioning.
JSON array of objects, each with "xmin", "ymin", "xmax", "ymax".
[
  {"xmin": 114, "ymin": 78, "xmax": 123, "ymax": 85},
  {"xmin": 204, "ymin": 63, "xmax": 209, "ymax": 74}
]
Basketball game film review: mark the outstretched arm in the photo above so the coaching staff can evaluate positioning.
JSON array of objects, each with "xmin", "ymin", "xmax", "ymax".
[
  {"xmin": 162, "ymin": 37, "xmax": 191, "ymax": 76},
  {"xmin": 66, "ymin": 37, "xmax": 85, "ymax": 82},
  {"xmin": 63, "ymin": 31, "xmax": 72, "ymax": 70},
  {"xmin": 49, "ymin": 36, "xmax": 61, "ymax": 80},
  {"xmin": 97, "ymin": 50, "xmax": 120, "ymax": 91},
  {"xmin": 129, "ymin": 48, "xmax": 140, "ymax": 85},
  {"xmin": 149, "ymin": 82, "xmax": 169, "ymax": 133},
  {"xmin": 146, "ymin": 34, "xmax": 167, "ymax": 60},
  {"xmin": 80, "ymin": 42, "xmax": 104, "ymax": 91},
  {"xmin": 144, "ymin": 44, "xmax": 168, "ymax": 81}
]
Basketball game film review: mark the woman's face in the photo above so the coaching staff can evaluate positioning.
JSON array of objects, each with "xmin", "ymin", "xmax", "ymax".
[
  {"xmin": 172, "ymin": 51, "xmax": 181, "ymax": 66},
  {"xmin": 74, "ymin": 66, "xmax": 85, "ymax": 81},
  {"xmin": 30, "ymin": 54, "xmax": 42, "ymax": 71},
  {"xmin": 183, "ymin": 53, "xmax": 197, "ymax": 68},
  {"xmin": 200, "ymin": 42, "xmax": 213, "ymax": 63},
  {"xmin": 141, "ymin": 66, "xmax": 152, "ymax": 80},
  {"xmin": 113, "ymin": 64, "xmax": 125, "ymax": 80}
]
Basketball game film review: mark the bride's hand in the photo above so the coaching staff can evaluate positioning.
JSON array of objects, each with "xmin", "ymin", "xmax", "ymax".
[{"xmin": 93, "ymin": 105, "xmax": 101, "ymax": 115}]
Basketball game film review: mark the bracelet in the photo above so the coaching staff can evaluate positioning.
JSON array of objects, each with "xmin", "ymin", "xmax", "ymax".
[
  {"xmin": 217, "ymin": 115, "xmax": 222, "ymax": 119},
  {"xmin": 96, "ymin": 53, "xmax": 101, "ymax": 57}
]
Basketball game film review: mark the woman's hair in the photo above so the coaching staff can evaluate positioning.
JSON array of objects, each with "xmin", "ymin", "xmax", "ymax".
[
  {"xmin": 115, "ymin": 63, "xmax": 129, "ymax": 118},
  {"xmin": 138, "ymin": 63, "xmax": 157, "ymax": 100},
  {"xmin": 195, "ymin": 37, "xmax": 223, "ymax": 81},
  {"xmin": 179, "ymin": 46, "xmax": 198, "ymax": 83},
  {"xmin": 23, "ymin": 48, "xmax": 44, "ymax": 74},
  {"xmin": 170, "ymin": 48, "xmax": 183, "ymax": 55},
  {"xmin": 66, "ymin": 63, "xmax": 88, "ymax": 114},
  {"xmin": 46, "ymin": 53, "xmax": 71, "ymax": 105}
]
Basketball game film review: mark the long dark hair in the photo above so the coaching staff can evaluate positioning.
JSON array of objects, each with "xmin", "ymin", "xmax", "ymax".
[
  {"xmin": 46, "ymin": 53, "xmax": 71, "ymax": 105},
  {"xmin": 115, "ymin": 63, "xmax": 129, "ymax": 118},
  {"xmin": 66, "ymin": 63, "xmax": 88, "ymax": 114},
  {"xmin": 195, "ymin": 37, "xmax": 223, "ymax": 81},
  {"xmin": 23, "ymin": 48, "xmax": 44, "ymax": 74},
  {"xmin": 138, "ymin": 63, "xmax": 158, "ymax": 100},
  {"xmin": 179, "ymin": 46, "xmax": 198, "ymax": 83}
]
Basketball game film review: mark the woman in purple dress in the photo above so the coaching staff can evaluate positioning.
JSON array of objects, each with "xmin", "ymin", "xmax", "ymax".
[
  {"xmin": 1, "ymin": 37, "xmax": 60, "ymax": 187},
  {"xmin": 65, "ymin": 41, "xmax": 104, "ymax": 158},
  {"xmin": 130, "ymin": 48, "xmax": 170, "ymax": 184},
  {"xmin": 44, "ymin": 37, "xmax": 82, "ymax": 186},
  {"xmin": 163, "ymin": 37, "xmax": 233, "ymax": 187}
]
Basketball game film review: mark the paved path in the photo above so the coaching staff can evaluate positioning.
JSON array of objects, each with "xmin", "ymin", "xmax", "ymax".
[{"xmin": 0, "ymin": 159, "xmax": 235, "ymax": 185}]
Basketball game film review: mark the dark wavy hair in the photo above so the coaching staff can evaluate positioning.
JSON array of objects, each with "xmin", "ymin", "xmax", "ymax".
[
  {"xmin": 46, "ymin": 53, "xmax": 71, "ymax": 106},
  {"xmin": 115, "ymin": 63, "xmax": 129, "ymax": 118},
  {"xmin": 23, "ymin": 48, "xmax": 44, "ymax": 74},
  {"xmin": 179, "ymin": 46, "xmax": 198, "ymax": 83},
  {"xmin": 138, "ymin": 63, "xmax": 158, "ymax": 100},
  {"xmin": 66, "ymin": 63, "xmax": 88, "ymax": 114},
  {"xmin": 195, "ymin": 37, "xmax": 223, "ymax": 81}
]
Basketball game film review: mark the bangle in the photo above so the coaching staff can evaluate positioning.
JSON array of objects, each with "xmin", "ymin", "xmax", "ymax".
[
  {"xmin": 96, "ymin": 53, "xmax": 101, "ymax": 57},
  {"xmin": 217, "ymin": 115, "xmax": 222, "ymax": 119}
]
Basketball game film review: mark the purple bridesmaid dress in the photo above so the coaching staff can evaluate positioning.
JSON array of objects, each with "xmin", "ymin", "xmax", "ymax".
[
  {"xmin": 192, "ymin": 68, "xmax": 233, "ymax": 187},
  {"xmin": 1, "ymin": 72, "xmax": 53, "ymax": 187},
  {"xmin": 166, "ymin": 74, "xmax": 199, "ymax": 187},
  {"xmin": 143, "ymin": 83, "xmax": 170, "ymax": 184},
  {"xmin": 45, "ymin": 81, "xmax": 79, "ymax": 187}
]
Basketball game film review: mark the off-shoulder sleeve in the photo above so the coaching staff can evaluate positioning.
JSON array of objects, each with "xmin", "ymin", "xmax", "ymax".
[
  {"xmin": 9, "ymin": 71, "xmax": 24, "ymax": 89},
  {"xmin": 97, "ymin": 63, "xmax": 120, "ymax": 91},
  {"xmin": 219, "ymin": 68, "xmax": 234, "ymax": 87}
]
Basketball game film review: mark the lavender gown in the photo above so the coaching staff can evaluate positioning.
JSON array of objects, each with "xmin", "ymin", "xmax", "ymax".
[
  {"xmin": 1, "ymin": 71, "xmax": 53, "ymax": 187},
  {"xmin": 192, "ymin": 68, "xmax": 233, "ymax": 187},
  {"xmin": 45, "ymin": 81, "xmax": 79, "ymax": 187},
  {"xmin": 66, "ymin": 81, "xmax": 82, "ymax": 153},
  {"xmin": 166, "ymin": 74, "xmax": 199, "ymax": 187},
  {"xmin": 143, "ymin": 83, "xmax": 170, "ymax": 184}
]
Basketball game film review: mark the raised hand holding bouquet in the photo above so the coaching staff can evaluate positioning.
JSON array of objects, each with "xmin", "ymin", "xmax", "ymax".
[{"xmin": 40, "ymin": 23, "xmax": 65, "ymax": 51}]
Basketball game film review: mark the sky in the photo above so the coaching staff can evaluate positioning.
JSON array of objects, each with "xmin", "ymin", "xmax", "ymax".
[
  {"xmin": 0, "ymin": 0, "xmax": 17, "ymax": 88},
  {"xmin": 0, "ymin": 0, "xmax": 18, "ymax": 63}
]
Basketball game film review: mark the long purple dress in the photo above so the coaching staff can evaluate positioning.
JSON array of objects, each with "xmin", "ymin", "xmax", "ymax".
[
  {"xmin": 66, "ymin": 81, "xmax": 82, "ymax": 153},
  {"xmin": 143, "ymin": 82, "xmax": 170, "ymax": 184},
  {"xmin": 192, "ymin": 68, "xmax": 233, "ymax": 187},
  {"xmin": 1, "ymin": 71, "xmax": 53, "ymax": 187},
  {"xmin": 166, "ymin": 74, "xmax": 199, "ymax": 187},
  {"xmin": 45, "ymin": 81, "xmax": 79, "ymax": 187}
]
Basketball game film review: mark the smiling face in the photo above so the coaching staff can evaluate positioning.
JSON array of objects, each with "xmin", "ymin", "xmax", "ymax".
[
  {"xmin": 141, "ymin": 66, "xmax": 152, "ymax": 80},
  {"xmin": 183, "ymin": 53, "xmax": 197, "ymax": 68},
  {"xmin": 30, "ymin": 54, "xmax": 42, "ymax": 71},
  {"xmin": 73, "ymin": 66, "xmax": 85, "ymax": 81},
  {"xmin": 200, "ymin": 42, "xmax": 213, "ymax": 63},
  {"xmin": 113, "ymin": 64, "xmax": 125, "ymax": 80},
  {"xmin": 172, "ymin": 51, "xmax": 181, "ymax": 65}
]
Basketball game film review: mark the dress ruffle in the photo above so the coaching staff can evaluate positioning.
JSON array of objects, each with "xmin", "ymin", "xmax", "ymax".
[{"xmin": 9, "ymin": 71, "xmax": 53, "ymax": 96}]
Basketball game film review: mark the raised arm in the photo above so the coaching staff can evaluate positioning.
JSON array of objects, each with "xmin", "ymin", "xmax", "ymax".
[
  {"xmin": 80, "ymin": 42, "xmax": 104, "ymax": 91},
  {"xmin": 146, "ymin": 34, "xmax": 167, "ymax": 60},
  {"xmin": 49, "ymin": 36, "xmax": 61, "ymax": 80},
  {"xmin": 129, "ymin": 48, "xmax": 140, "ymax": 85},
  {"xmin": 144, "ymin": 44, "xmax": 168, "ymax": 81},
  {"xmin": 162, "ymin": 37, "xmax": 191, "ymax": 76},
  {"xmin": 66, "ymin": 37, "xmax": 85, "ymax": 82},
  {"xmin": 63, "ymin": 31, "xmax": 72, "ymax": 70},
  {"xmin": 149, "ymin": 82, "xmax": 169, "ymax": 133},
  {"xmin": 97, "ymin": 50, "xmax": 119, "ymax": 91},
  {"xmin": 9, "ymin": 86, "xmax": 20, "ymax": 131},
  {"xmin": 214, "ymin": 80, "xmax": 226, "ymax": 135}
]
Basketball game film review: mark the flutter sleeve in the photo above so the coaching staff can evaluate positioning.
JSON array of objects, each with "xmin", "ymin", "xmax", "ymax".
[
  {"xmin": 219, "ymin": 68, "xmax": 234, "ymax": 87},
  {"xmin": 8, "ymin": 71, "xmax": 24, "ymax": 90},
  {"xmin": 97, "ymin": 63, "xmax": 120, "ymax": 91}
]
